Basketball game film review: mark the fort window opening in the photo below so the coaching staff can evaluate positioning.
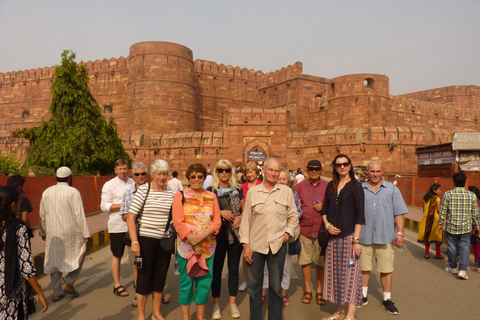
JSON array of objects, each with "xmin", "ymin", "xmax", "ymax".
[
  {"xmin": 22, "ymin": 109, "xmax": 30, "ymax": 118},
  {"xmin": 364, "ymin": 78, "xmax": 374, "ymax": 88},
  {"xmin": 104, "ymin": 104, "xmax": 113, "ymax": 114},
  {"xmin": 315, "ymin": 94, "xmax": 324, "ymax": 110}
]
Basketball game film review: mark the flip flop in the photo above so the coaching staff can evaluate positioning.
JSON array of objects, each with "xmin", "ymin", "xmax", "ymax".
[{"xmin": 301, "ymin": 291, "xmax": 312, "ymax": 304}]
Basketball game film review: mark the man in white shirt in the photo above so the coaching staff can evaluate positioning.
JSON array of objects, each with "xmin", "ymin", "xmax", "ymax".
[
  {"xmin": 101, "ymin": 159, "xmax": 135, "ymax": 297},
  {"xmin": 166, "ymin": 171, "xmax": 183, "ymax": 194},
  {"xmin": 203, "ymin": 169, "xmax": 213, "ymax": 189},
  {"xmin": 39, "ymin": 166, "xmax": 91, "ymax": 302}
]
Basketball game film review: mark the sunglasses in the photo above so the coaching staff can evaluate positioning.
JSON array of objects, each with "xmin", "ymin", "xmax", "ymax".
[
  {"xmin": 133, "ymin": 172, "xmax": 147, "ymax": 176},
  {"xmin": 189, "ymin": 174, "xmax": 204, "ymax": 180},
  {"xmin": 216, "ymin": 168, "xmax": 232, "ymax": 174},
  {"xmin": 334, "ymin": 162, "xmax": 351, "ymax": 168},
  {"xmin": 307, "ymin": 167, "xmax": 321, "ymax": 172}
]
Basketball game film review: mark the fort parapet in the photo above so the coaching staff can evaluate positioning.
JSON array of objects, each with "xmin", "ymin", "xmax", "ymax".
[{"xmin": 1, "ymin": 41, "xmax": 479, "ymax": 178}]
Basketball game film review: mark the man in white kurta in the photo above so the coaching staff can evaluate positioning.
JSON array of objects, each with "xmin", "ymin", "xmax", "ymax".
[{"xmin": 39, "ymin": 166, "xmax": 90, "ymax": 302}]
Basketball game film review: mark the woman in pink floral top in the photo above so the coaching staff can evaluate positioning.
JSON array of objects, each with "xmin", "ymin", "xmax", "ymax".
[{"xmin": 172, "ymin": 163, "xmax": 221, "ymax": 320}]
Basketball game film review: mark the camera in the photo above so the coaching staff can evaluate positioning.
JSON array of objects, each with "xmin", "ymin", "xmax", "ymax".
[{"xmin": 135, "ymin": 257, "xmax": 143, "ymax": 269}]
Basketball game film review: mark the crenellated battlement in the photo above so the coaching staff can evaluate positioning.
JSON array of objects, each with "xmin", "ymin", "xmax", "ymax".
[
  {"xmin": 194, "ymin": 60, "xmax": 263, "ymax": 81},
  {"xmin": 258, "ymin": 62, "xmax": 303, "ymax": 87}
]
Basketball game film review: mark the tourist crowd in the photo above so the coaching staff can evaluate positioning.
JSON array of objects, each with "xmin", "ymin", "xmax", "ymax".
[{"xmin": 1, "ymin": 155, "xmax": 480, "ymax": 320}]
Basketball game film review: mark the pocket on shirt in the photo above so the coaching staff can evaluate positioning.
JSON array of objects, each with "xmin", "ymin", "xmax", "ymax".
[
  {"xmin": 274, "ymin": 198, "xmax": 289, "ymax": 216},
  {"xmin": 251, "ymin": 198, "xmax": 267, "ymax": 215}
]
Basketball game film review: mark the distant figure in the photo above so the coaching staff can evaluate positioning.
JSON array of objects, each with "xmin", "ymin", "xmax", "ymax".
[
  {"xmin": 39, "ymin": 166, "xmax": 91, "ymax": 302},
  {"xmin": 438, "ymin": 173, "xmax": 480, "ymax": 280},
  {"xmin": 203, "ymin": 169, "xmax": 213, "ymax": 190},
  {"xmin": 7, "ymin": 175, "xmax": 33, "ymax": 226},
  {"xmin": 101, "ymin": 159, "xmax": 135, "ymax": 298},
  {"xmin": 417, "ymin": 183, "xmax": 445, "ymax": 259},
  {"xmin": 167, "ymin": 171, "xmax": 183, "ymax": 194},
  {"xmin": 469, "ymin": 186, "xmax": 480, "ymax": 273},
  {"xmin": 295, "ymin": 169, "xmax": 305, "ymax": 185}
]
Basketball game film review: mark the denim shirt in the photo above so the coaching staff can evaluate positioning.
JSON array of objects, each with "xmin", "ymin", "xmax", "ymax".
[{"xmin": 359, "ymin": 180, "xmax": 408, "ymax": 245}]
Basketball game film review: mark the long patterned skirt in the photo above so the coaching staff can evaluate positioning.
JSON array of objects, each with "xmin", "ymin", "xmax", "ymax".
[{"xmin": 322, "ymin": 234, "xmax": 363, "ymax": 306}]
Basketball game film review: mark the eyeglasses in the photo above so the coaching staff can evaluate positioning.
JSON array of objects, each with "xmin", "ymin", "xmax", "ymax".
[
  {"xmin": 216, "ymin": 168, "xmax": 231, "ymax": 174},
  {"xmin": 133, "ymin": 172, "xmax": 147, "ymax": 176},
  {"xmin": 334, "ymin": 162, "xmax": 351, "ymax": 168},
  {"xmin": 189, "ymin": 174, "xmax": 204, "ymax": 180}
]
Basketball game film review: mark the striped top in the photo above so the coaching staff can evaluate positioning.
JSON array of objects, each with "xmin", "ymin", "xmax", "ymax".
[
  {"xmin": 438, "ymin": 187, "xmax": 480, "ymax": 235},
  {"xmin": 129, "ymin": 183, "xmax": 175, "ymax": 239}
]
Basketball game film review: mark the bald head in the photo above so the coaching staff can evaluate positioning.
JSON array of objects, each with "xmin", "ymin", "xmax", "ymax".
[{"xmin": 368, "ymin": 160, "xmax": 383, "ymax": 171}]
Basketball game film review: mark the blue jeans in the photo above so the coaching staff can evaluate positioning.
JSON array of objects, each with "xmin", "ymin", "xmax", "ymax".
[
  {"xmin": 445, "ymin": 232, "xmax": 471, "ymax": 272},
  {"xmin": 247, "ymin": 244, "xmax": 287, "ymax": 320}
]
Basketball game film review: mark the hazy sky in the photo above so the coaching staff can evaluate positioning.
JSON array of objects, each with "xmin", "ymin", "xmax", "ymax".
[{"xmin": 1, "ymin": 0, "xmax": 478, "ymax": 95}]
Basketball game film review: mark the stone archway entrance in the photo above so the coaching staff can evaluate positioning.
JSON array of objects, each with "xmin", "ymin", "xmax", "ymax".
[{"xmin": 243, "ymin": 139, "xmax": 270, "ymax": 165}]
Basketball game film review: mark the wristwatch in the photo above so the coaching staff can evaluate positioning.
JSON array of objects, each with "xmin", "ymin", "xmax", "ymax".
[{"xmin": 397, "ymin": 232, "xmax": 405, "ymax": 237}]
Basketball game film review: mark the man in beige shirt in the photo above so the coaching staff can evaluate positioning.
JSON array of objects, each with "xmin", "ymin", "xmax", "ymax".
[{"xmin": 239, "ymin": 158, "xmax": 299, "ymax": 320}]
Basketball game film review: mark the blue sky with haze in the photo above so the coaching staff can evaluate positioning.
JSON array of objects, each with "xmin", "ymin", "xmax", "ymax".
[{"xmin": 1, "ymin": 0, "xmax": 478, "ymax": 95}]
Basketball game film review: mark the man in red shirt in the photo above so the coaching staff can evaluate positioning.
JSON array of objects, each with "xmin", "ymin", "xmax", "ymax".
[{"xmin": 293, "ymin": 160, "xmax": 328, "ymax": 305}]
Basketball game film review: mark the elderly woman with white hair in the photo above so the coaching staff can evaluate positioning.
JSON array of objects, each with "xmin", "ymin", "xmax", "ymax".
[{"xmin": 127, "ymin": 159, "xmax": 175, "ymax": 320}]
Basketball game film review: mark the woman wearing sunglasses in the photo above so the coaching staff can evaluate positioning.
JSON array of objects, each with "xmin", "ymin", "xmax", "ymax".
[
  {"xmin": 321, "ymin": 154, "xmax": 365, "ymax": 320},
  {"xmin": 172, "ymin": 163, "xmax": 221, "ymax": 320},
  {"xmin": 207, "ymin": 159, "xmax": 244, "ymax": 319}
]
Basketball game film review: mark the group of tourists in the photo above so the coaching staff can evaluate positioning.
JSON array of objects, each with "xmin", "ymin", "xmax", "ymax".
[{"xmin": 4, "ymin": 154, "xmax": 480, "ymax": 320}]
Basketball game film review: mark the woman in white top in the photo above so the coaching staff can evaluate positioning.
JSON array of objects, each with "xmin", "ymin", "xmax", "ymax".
[{"xmin": 127, "ymin": 160, "xmax": 175, "ymax": 320}]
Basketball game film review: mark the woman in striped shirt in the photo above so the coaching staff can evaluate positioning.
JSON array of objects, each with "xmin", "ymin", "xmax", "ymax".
[{"xmin": 127, "ymin": 160, "xmax": 175, "ymax": 320}]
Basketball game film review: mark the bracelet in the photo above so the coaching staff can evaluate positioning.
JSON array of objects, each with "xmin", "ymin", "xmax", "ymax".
[
  {"xmin": 351, "ymin": 239, "xmax": 361, "ymax": 244},
  {"xmin": 325, "ymin": 222, "xmax": 331, "ymax": 229},
  {"xmin": 204, "ymin": 231, "xmax": 210, "ymax": 240},
  {"xmin": 131, "ymin": 241, "xmax": 139, "ymax": 245}
]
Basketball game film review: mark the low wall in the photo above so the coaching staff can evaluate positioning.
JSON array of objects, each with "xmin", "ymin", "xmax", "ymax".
[
  {"xmin": 396, "ymin": 176, "xmax": 480, "ymax": 207},
  {"xmin": 0, "ymin": 176, "xmax": 114, "ymax": 227}
]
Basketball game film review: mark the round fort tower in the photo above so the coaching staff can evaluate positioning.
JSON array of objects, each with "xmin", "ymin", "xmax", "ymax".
[
  {"xmin": 326, "ymin": 74, "xmax": 390, "ymax": 130},
  {"xmin": 125, "ymin": 41, "xmax": 197, "ymax": 134}
]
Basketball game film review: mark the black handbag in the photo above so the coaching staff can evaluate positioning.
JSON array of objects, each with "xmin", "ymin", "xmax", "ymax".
[
  {"xmin": 159, "ymin": 191, "xmax": 182, "ymax": 255},
  {"xmin": 288, "ymin": 239, "xmax": 301, "ymax": 255},
  {"xmin": 27, "ymin": 295, "xmax": 36, "ymax": 315},
  {"xmin": 124, "ymin": 183, "xmax": 150, "ymax": 246}
]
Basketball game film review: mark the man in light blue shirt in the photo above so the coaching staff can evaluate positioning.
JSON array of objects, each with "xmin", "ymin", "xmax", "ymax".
[{"xmin": 359, "ymin": 161, "xmax": 407, "ymax": 315}]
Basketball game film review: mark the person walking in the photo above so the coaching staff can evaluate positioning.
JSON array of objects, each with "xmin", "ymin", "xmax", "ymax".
[
  {"xmin": 39, "ymin": 166, "xmax": 91, "ymax": 302},
  {"xmin": 417, "ymin": 183, "xmax": 445, "ymax": 259},
  {"xmin": 438, "ymin": 172, "xmax": 480, "ymax": 280}
]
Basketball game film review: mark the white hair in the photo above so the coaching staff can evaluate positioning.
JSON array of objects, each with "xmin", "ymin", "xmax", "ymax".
[
  {"xmin": 132, "ymin": 162, "xmax": 148, "ymax": 173},
  {"xmin": 150, "ymin": 159, "xmax": 169, "ymax": 175}
]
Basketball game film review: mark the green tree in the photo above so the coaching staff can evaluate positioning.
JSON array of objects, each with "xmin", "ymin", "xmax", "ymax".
[
  {"xmin": 18, "ymin": 50, "xmax": 130, "ymax": 176},
  {"xmin": 0, "ymin": 152, "xmax": 24, "ymax": 176}
]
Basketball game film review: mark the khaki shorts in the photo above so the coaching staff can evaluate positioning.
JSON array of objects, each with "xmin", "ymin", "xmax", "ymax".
[
  {"xmin": 360, "ymin": 244, "xmax": 394, "ymax": 273},
  {"xmin": 298, "ymin": 235, "xmax": 324, "ymax": 267}
]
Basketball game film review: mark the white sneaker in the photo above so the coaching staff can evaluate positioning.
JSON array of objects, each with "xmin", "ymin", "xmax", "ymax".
[
  {"xmin": 229, "ymin": 303, "xmax": 241, "ymax": 319},
  {"xmin": 445, "ymin": 266, "xmax": 458, "ymax": 274},
  {"xmin": 239, "ymin": 281, "xmax": 247, "ymax": 292},
  {"xmin": 458, "ymin": 270, "xmax": 468, "ymax": 280},
  {"xmin": 212, "ymin": 304, "xmax": 221, "ymax": 319}
]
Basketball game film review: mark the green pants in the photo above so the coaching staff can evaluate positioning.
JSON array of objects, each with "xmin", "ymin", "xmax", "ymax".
[{"xmin": 177, "ymin": 252, "xmax": 215, "ymax": 305}]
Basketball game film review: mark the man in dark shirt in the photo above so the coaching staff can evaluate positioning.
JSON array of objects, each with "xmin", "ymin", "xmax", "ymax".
[
  {"xmin": 293, "ymin": 160, "xmax": 328, "ymax": 305},
  {"xmin": 7, "ymin": 175, "xmax": 33, "ymax": 226}
]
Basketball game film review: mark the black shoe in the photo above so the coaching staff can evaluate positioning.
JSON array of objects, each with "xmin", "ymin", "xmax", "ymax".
[
  {"xmin": 357, "ymin": 296, "xmax": 368, "ymax": 308},
  {"xmin": 382, "ymin": 299, "xmax": 398, "ymax": 315}
]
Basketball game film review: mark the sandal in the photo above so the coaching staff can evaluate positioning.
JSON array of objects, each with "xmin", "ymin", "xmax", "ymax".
[
  {"xmin": 301, "ymin": 291, "xmax": 312, "ymax": 304},
  {"xmin": 321, "ymin": 310, "xmax": 345, "ymax": 320},
  {"xmin": 132, "ymin": 297, "xmax": 137, "ymax": 307},
  {"xmin": 162, "ymin": 296, "xmax": 170, "ymax": 304},
  {"xmin": 471, "ymin": 267, "xmax": 480, "ymax": 273},
  {"xmin": 53, "ymin": 293, "xmax": 66, "ymax": 302},
  {"xmin": 316, "ymin": 292, "xmax": 326, "ymax": 305},
  {"xmin": 434, "ymin": 254, "xmax": 445, "ymax": 259},
  {"xmin": 262, "ymin": 295, "xmax": 266, "ymax": 304},
  {"xmin": 282, "ymin": 295, "xmax": 290, "ymax": 307},
  {"xmin": 113, "ymin": 285, "xmax": 129, "ymax": 297},
  {"xmin": 424, "ymin": 254, "xmax": 430, "ymax": 259}
]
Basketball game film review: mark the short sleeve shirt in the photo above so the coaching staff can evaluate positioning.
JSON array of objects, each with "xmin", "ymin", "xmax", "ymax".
[
  {"xmin": 360, "ymin": 180, "xmax": 408, "ymax": 245},
  {"xmin": 293, "ymin": 179, "xmax": 328, "ymax": 238}
]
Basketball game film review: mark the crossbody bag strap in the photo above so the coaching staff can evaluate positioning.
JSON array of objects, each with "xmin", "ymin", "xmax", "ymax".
[
  {"xmin": 136, "ymin": 183, "xmax": 151, "ymax": 228},
  {"xmin": 164, "ymin": 190, "xmax": 184, "ymax": 234}
]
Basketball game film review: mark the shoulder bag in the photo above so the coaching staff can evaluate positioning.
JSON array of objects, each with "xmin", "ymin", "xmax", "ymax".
[{"xmin": 159, "ymin": 191, "xmax": 182, "ymax": 255}]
